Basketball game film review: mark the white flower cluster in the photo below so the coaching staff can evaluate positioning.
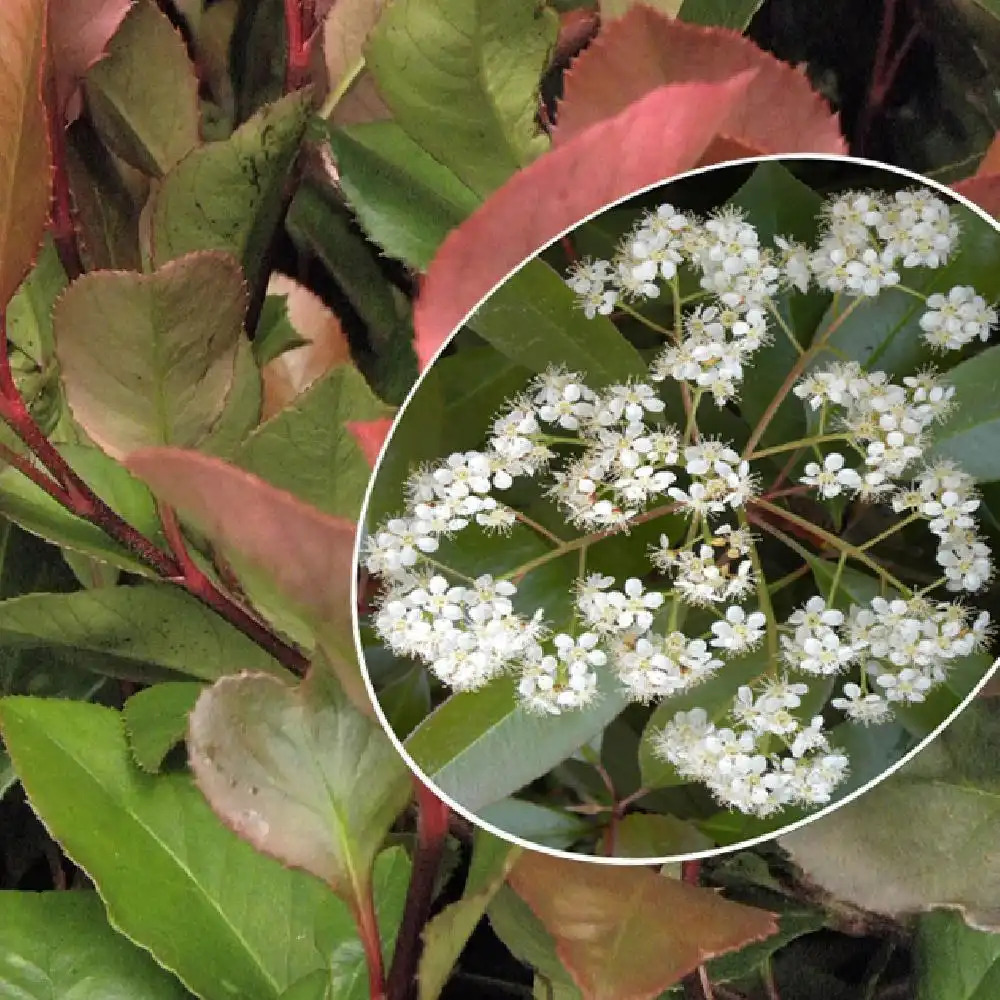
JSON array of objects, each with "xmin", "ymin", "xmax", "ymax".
[
  {"xmin": 361, "ymin": 183, "xmax": 998, "ymax": 820},
  {"xmin": 654, "ymin": 591, "xmax": 990, "ymax": 817},
  {"xmin": 366, "ymin": 361, "xmax": 763, "ymax": 715},
  {"xmin": 568, "ymin": 187, "xmax": 997, "ymax": 384},
  {"xmin": 792, "ymin": 362, "xmax": 993, "ymax": 593},
  {"xmin": 893, "ymin": 461, "xmax": 993, "ymax": 592},
  {"xmin": 655, "ymin": 704, "xmax": 848, "ymax": 817}
]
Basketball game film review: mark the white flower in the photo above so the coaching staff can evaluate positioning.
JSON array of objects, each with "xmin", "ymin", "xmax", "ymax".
[
  {"xmin": 710, "ymin": 606, "xmax": 767, "ymax": 652},
  {"xmin": 920, "ymin": 286, "xmax": 996, "ymax": 350},
  {"xmin": 831, "ymin": 683, "xmax": 893, "ymax": 724},
  {"xmin": 800, "ymin": 452, "xmax": 862, "ymax": 498}
]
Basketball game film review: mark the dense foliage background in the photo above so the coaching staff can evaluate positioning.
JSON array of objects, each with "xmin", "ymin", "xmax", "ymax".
[{"xmin": 3, "ymin": 1, "xmax": 1000, "ymax": 999}]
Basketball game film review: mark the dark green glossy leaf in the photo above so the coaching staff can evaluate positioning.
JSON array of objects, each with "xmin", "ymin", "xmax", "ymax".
[
  {"xmin": 928, "ymin": 344, "xmax": 1000, "ymax": 481},
  {"xmin": 477, "ymin": 798, "xmax": 593, "ymax": 850},
  {"xmin": 329, "ymin": 120, "xmax": 481, "ymax": 269},
  {"xmin": 468, "ymin": 259, "xmax": 648, "ymax": 387},
  {"xmin": 678, "ymin": 0, "xmax": 763, "ymax": 28},
  {"xmin": 365, "ymin": 0, "xmax": 557, "ymax": 197},
  {"xmin": 149, "ymin": 91, "xmax": 310, "ymax": 293},
  {"xmin": 819, "ymin": 203, "xmax": 1000, "ymax": 377}
]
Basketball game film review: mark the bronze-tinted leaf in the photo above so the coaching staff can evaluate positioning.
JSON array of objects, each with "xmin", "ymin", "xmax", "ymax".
[
  {"xmin": 507, "ymin": 853, "xmax": 778, "ymax": 1000},
  {"xmin": 0, "ymin": 0, "xmax": 49, "ymax": 309}
]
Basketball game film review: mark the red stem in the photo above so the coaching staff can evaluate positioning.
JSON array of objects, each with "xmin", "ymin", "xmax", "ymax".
[
  {"xmin": 0, "ymin": 441, "xmax": 72, "ymax": 505},
  {"xmin": 355, "ymin": 889, "xmax": 387, "ymax": 1000},
  {"xmin": 855, "ymin": 0, "xmax": 920, "ymax": 154},
  {"xmin": 680, "ymin": 861, "xmax": 714, "ymax": 1000},
  {"xmin": 159, "ymin": 503, "xmax": 310, "ymax": 672},
  {"xmin": 284, "ymin": 0, "xmax": 309, "ymax": 92},
  {"xmin": 386, "ymin": 779, "xmax": 450, "ymax": 1000},
  {"xmin": 0, "ymin": 312, "xmax": 308, "ymax": 675}
]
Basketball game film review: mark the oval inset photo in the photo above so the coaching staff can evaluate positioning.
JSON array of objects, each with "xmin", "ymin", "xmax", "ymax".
[{"xmin": 354, "ymin": 155, "xmax": 1000, "ymax": 861}]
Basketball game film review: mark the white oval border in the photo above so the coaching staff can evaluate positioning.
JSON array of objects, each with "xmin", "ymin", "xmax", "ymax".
[{"xmin": 351, "ymin": 151, "xmax": 1000, "ymax": 865}]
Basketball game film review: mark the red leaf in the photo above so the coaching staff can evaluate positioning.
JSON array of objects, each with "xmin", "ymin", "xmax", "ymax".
[
  {"xmin": 507, "ymin": 853, "xmax": 779, "ymax": 1000},
  {"xmin": 552, "ymin": 8, "xmax": 845, "ymax": 159},
  {"xmin": 978, "ymin": 132, "xmax": 1000, "ymax": 176},
  {"xmin": 346, "ymin": 417, "xmax": 393, "ymax": 468},
  {"xmin": 0, "ymin": 0, "xmax": 50, "ymax": 310},
  {"xmin": 951, "ymin": 132, "xmax": 1000, "ymax": 218},
  {"xmin": 47, "ymin": 0, "xmax": 133, "ymax": 120},
  {"xmin": 413, "ymin": 73, "xmax": 756, "ymax": 369},
  {"xmin": 125, "ymin": 448, "xmax": 357, "ymax": 636},
  {"xmin": 953, "ymin": 175, "xmax": 1000, "ymax": 219}
]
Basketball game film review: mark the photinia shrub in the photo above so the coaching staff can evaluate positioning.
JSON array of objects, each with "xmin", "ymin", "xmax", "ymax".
[{"xmin": 1, "ymin": 1, "xmax": 1000, "ymax": 999}]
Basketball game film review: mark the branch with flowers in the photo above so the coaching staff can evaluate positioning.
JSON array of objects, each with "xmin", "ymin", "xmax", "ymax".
[{"xmin": 361, "ymin": 164, "xmax": 999, "ymax": 848}]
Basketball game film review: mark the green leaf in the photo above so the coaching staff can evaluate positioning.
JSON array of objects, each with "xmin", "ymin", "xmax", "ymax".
[
  {"xmin": 678, "ymin": 0, "xmax": 764, "ymax": 29},
  {"xmin": 433, "ymin": 342, "xmax": 534, "ymax": 450},
  {"xmin": 199, "ymin": 335, "xmax": 264, "ymax": 458},
  {"xmin": 279, "ymin": 846, "xmax": 412, "ymax": 1000},
  {"xmin": 0, "ymin": 696, "xmax": 382, "ymax": 999},
  {"xmin": 488, "ymin": 885, "xmax": 581, "ymax": 993},
  {"xmin": 468, "ymin": 259, "xmax": 648, "ymax": 387},
  {"xmin": 365, "ymin": 0, "xmax": 558, "ymax": 197},
  {"xmin": 235, "ymin": 364, "xmax": 391, "ymax": 518},
  {"xmin": 329, "ymin": 120, "xmax": 481, "ymax": 269},
  {"xmin": 405, "ymin": 672, "xmax": 631, "ymax": 813},
  {"xmin": 928, "ymin": 344, "xmax": 1000, "ymax": 481},
  {"xmin": 0, "ymin": 443, "xmax": 165, "ymax": 575},
  {"xmin": 254, "ymin": 294, "xmax": 308, "ymax": 365},
  {"xmin": 780, "ymin": 699, "xmax": 1000, "ymax": 929},
  {"xmin": 123, "ymin": 681, "xmax": 203, "ymax": 772},
  {"xmin": 915, "ymin": 910, "xmax": 1000, "ymax": 1000},
  {"xmin": 125, "ymin": 449, "xmax": 358, "ymax": 673},
  {"xmin": 5, "ymin": 237, "xmax": 66, "ymax": 366},
  {"xmin": 149, "ymin": 91, "xmax": 311, "ymax": 292},
  {"xmin": 601, "ymin": 0, "xmax": 684, "ymax": 20},
  {"xmin": 187, "ymin": 669, "xmax": 412, "ymax": 902},
  {"xmin": 820, "ymin": 203, "xmax": 1000, "ymax": 377},
  {"xmin": 0, "ymin": 584, "xmax": 289, "ymax": 682},
  {"xmin": 0, "ymin": 748, "xmax": 15, "ymax": 800},
  {"xmin": 377, "ymin": 664, "xmax": 431, "ymax": 740},
  {"xmin": 84, "ymin": 0, "xmax": 200, "ymax": 177},
  {"xmin": 0, "ymin": 890, "xmax": 190, "ymax": 999},
  {"xmin": 613, "ymin": 813, "xmax": 714, "ymax": 858},
  {"xmin": 65, "ymin": 117, "xmax": 147, "ymax": 272},
  {"xmin": 477, "ymin": 798, "xmax": 593, "ymax": 850},
  {"xmin": 702, "ymin": 907, "xmax": 826, "ymax": 987},
  {"xmin": 54, "ymin": 252, "xmax": 248, "ymax": 458},
  {"xmin": 229, "ymin": 0, "xmax": 285, "ymax": 123},
  {"xmin": 284, "ymin": 182, "xmax": 417, "ymax": 405},
  {"xmin": 418, "ymin": 831, "xmax": 521, "ymax": 1000}
]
